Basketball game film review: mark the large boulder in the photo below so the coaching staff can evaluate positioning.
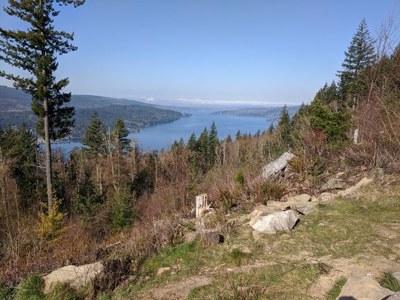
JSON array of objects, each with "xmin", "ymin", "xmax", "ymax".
[
  {"xmin": 43, "ymin": 262, "xmax": 104, "ymax": 293},
  {"xmin": 262, "ymin": 152, "xmax": 295, "ymax": 180},
  {"xmin": 337, "ymin": 275, "xmax": 393, "ymax": 299},
  {"xmin": 250, "ymin": 210, "xmax": 300, "ymax": 234}
]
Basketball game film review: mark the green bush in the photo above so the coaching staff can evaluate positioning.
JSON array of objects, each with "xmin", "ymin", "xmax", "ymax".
[
  {"xmin": 15, "ymin": 274, "xmax": 44, "ymax": 300},
  {"xmin": 259, "ymin": 180, "xmax": 286, "ymax": 203},
  {"xmin": 109, "ymin": 193, "xmax": 138, "ymax": 232}
]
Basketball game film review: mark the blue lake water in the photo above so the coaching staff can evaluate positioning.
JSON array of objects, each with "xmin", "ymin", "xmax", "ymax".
[{"xmin": 52, "ymin": 107, "xmax": 282, "ymax": 153}]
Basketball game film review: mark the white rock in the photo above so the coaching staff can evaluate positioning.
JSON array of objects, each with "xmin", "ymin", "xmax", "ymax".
[
  {"xmin": 43, "ymin": 262, "xmax": 104, "ymax": 293},
  {"xmin": 250, "ymin": 210, "xmax": 300, "ymax": 234},
  {"xmin": 337, "ymin": 275, "xmax": 393, "ymax": 299},
  {"xmin": 262, "ymin": 152, "xmax": 295, "ymax": 180},
  {"xmin": 156, "ymin": 267, "xmax": 171, "ymax": 276}
]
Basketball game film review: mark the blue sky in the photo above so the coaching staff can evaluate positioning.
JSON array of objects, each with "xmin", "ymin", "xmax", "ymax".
[{"xmin": 0, "ymin": 0, "xmax": 399, "ymax": 106}]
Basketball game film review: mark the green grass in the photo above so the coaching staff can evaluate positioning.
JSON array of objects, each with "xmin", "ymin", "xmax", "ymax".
[
  {"xmin": 15, "ymin": 273, "xmax": 45, "ymax": 300},
  {"xmin": 326, "ymin": 277, "xmax": 347, "ymax": 300},
  {"xmin": 380, "ymin": 272, "xmax": 400, "ymax": 292}
]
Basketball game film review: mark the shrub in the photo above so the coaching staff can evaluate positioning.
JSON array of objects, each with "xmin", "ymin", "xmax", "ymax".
[
  {"xmin": 36, "ymin": 197, "xmax": 65, "ymax": 241},
  {"xmin": 15, "ymin": 273, "xmax": 44, "ymax": 300},
  {"xmin": 234, "ymin": 171, "xmax": 246, "ymax": 189},
  {"xmin": 109, "ymin": 193, "xmax": 138, "ymax": 232},
  {"xmin": 257, "ymin": 180, "xmax": 286, "ymax": 204}
]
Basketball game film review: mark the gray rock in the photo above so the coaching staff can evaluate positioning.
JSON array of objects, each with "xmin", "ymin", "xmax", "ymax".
[
  {"xmin": 393, "ymin": 272, "xmax": 400, "ymax": 282},
  {"xmin": 337, "ymin": 275, "xmax": 393, "ymax": 300},
  {"xmin": 387, "ymin": 291, "xmax": 400, "ymax": 299},
  {"xmin": 338, "ymin": 177, "xmax": 373, "ymax": 197},
  {"xmin": 43, "ymin": 262, "xmax": 104, "ymax": 293},
  {"xmin": 250, "ymin": 210, "xmax": 300, "ymax": 234},
  {"xmin": 262, "ymin": 152, "xmax": 295, "ymax": 180},
  {"xmin": 321, "ymin": 178, "xmax": 346, "ymax": 191}
]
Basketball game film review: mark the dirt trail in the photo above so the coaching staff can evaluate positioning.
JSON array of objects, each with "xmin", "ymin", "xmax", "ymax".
[{"xmin": 138, "ymin": 276, "xmax": 212, "ymax": 300}]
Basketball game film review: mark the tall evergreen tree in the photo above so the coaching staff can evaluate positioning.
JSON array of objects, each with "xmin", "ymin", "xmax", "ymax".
[
  {"xmin": 208, "ymin": 121, "xmax": 218, "ymax": 166},
  {"xmin": 83, "ymin": 113, "xmax": 106, "ymax": 157},
  {"xmin": 113, "ymin": 117, "xmax": 131, "ymax": 154},
  {"xmin": 0, "ymin": 0, "xmax": 84, "ymax": 209},
  {"xmin": 0, "ymin": 125, "xmax": 38, "ymax": 209},
  {"xmin": 278, "ymin": 105, "xmax": 291, "ymax": 147},
  {"xmin": 338, "ymin": 19, "xmax": 376, "ymax": 107},
  {"xmin": 187, "ymin": 132, "xmax": 197, "ymax": 151}
]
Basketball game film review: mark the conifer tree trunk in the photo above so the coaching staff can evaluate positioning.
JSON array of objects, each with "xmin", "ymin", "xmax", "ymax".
[{"xmin": 43, "ymin": 98, "xmax": 53, "ymax": 208}]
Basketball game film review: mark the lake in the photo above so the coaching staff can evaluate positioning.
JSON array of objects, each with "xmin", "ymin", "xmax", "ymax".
[{"xmin": 52, "ymin": 107, "xmax": 282, "ymax": 154}]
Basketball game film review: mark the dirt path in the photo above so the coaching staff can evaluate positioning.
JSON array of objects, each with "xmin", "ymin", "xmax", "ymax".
[{"xmin": 138, "ymin": 276, "xmax": 212, "ymax": 300}]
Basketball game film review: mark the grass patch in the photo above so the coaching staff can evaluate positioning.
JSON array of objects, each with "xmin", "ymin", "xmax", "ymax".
[
  {"xmin": 189, "ymin": 263, "xmax": 320, "ymax": 299},
  {"xmin": 15, "ymin": 273, "xmax": 45, "ymax": 300},
  {"xmin": 380, "ymin": 272, "xmax": 400, "ymax": 292},
  {"xmin": 326, "ymin": 277, "xmax": 347, "ymax": 300},
  {"xmin": 142, "ymin": 242, "xmax": 198, "ymax": 275}
]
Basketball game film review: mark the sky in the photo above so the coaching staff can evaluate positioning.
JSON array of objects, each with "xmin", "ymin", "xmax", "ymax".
[{"xmin": 0, "ymin": 0, "xmax": 399, "ymax": 106}]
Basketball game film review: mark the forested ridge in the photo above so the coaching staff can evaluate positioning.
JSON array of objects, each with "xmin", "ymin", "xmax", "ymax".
[{"xmin": 0, "ymin": 86, "xmax": 186, "ymax": 139}]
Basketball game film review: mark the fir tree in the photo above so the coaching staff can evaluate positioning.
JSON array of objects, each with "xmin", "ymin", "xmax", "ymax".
[
  {"xmin": 0, "ymin": 0, "xmax": 84, "ymax": 209},
  {"xmin": 338, "ymin": 18, "xmax": 376, "ymax": 107},
  {"xmin": 0, "ymin": 125, "xmax": 38, "ymax": 209},
  {"xmin": 113, "ymin": 117, "xmax": 131, "ymax": 154},
  {"xmin": 83, "ymin": 113, "xmax": 106, "ymax": 157},
  {"xmin": 278, "ymin": 105, "xmax": 291, "ymax": 147},
  {"xmin": 208, "ymin": 121, "xmax": 218, "ymax": 166},
  {"xmin": 187, "ymin": 132, "xmax": 197, "ymax": 151}
]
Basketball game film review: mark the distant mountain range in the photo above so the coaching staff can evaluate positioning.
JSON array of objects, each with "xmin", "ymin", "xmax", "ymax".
[
  {"xmin": 0, "ymin": 85, "xmax": 186, "ymax": 139},
  {"xmin": 214, "ymin": 106, "xmax": 300, "ymax": 118}
]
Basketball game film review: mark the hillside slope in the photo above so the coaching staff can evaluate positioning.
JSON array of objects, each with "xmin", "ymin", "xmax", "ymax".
[{"xmin": 0, "ymin": 85, "xmax": 186, "ymax": 139}]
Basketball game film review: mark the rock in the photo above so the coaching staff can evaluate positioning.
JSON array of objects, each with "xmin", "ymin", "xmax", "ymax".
[
  {"xmin": 43, "ymin": 262, "xmax": 104, "ymax": 293},
  {"xmin": 200, "ymin": 229, "xmax": 224, "ymax": 245},
  {"xmin": 337, "ymin": 275, "xmax": 393, "ymax": 299},
  {"xmin": 387, "ymin": 292, "xmax": 400, "ymax": 299},
  {"xmin": 156, "ymin": 267, "xmax": 171, "ymax": 276},
  {"xmin": 338, "ymin": 177, "xmax": 373, "ymax": 197},
  {"xmin": 321, "ymin": 178, "xmax": 346, "ymax": 191},
  {"xmin": 393, "ymin": 272, "xmax": 400, "ymax": 282},
  {"xmin": 250, "ymin": 210, "xmax": 300, "ymax": 234},
  {"xmin": 387, "ymin": 291, "xmax": 400, "ymax": 299},
  {"xmin": 262, "ymin": 152, "xmax": 295, "ymax": 180},
  {"xmin": 319, "ymin": 192, "xmax": 336, "ymax": 202},
  {"xmin": 230, "ymin": 244, "xmax": 252, "ymax": 255}
]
